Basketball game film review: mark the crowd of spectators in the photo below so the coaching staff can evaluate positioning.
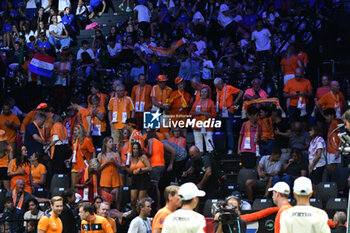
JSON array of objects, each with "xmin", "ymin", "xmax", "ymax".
[{"xmin": 0, "ymin": 0, "xmax": 349, "ymax": 232}]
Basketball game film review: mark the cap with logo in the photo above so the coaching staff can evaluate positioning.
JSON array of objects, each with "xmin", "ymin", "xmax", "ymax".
[
  {"xmin": 178, "ymin": 182, "xmax": 206, "ymax": 200},
  {"xmin": 293, "ymin": 176, "xmax": 312, "ymax": 195},
  {"xmin": 157, "ymin": 75, "xmax": 168, "ymax": 82},
  {"xmin": 268, "ymin": 182, "xmax": 290, "ymax": 195}
]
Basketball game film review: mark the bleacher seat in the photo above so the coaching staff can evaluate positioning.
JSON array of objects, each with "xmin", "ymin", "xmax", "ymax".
[
  {"xmin": 315, "ymin": 182, "xmax": 338, "ymax": 204},
  {"xmin": 0, "ymin": 189, "xmax": 7, "ymax": 211},
  {"xmin": 120, "ymin": 186, "xmax": 130, "ymax": 211},
  {"xmin": 287, "ymin": 198, "xmax": 296, "ymax": 206},
  {"xmin": 252, "ymin": 198, "xmax": 274, "ymax": 211},
  {"xmin": 39, "ymin": 202, "xmax": 51, "ymax": 212},
  {"xmin": 326, "ymin": 198, "xmax": 348, "ymax": 218},
  {"xmin": 50, "ymin": 174, "xmax": 70, "ymax": 195},
  {"xmin": 203, "ymin": 199, "xmax": 220, "ymax": 217},
  {"xmin": 237, "ymin": 169, "xmax": 258, "ymax": 193},
  {"xmin": 51, "ymin": 187, "xmax": 67, "ymax": 197},
  {"xmin": 331, "ymin": 167, "xmax": 349, "ymax": 191},
  {"xmin": 222, "ymin": 183, "xmax": 239, "ymax": 197},
  {"xmin": 309, "ymin": 198, "xmax": 323, "ymax": 209},
  {"xmin": 34, "ymin": 188, "xmax": 49, "ymax": 198}
]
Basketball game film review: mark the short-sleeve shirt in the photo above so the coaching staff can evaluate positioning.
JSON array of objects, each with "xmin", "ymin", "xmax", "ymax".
[
  {"xmin": 81, "ymin": 214, "xmax": 114, "ymax": 233},
  {"xmin": 283, "ymin": 78, "xmax": 312, "ymax": 106},
  {"xmin": 108, "ymin": 96, "xmax": 135, "ymax": 130},
  {"xmin": 280, "ymin": 56, "xmax": 300, "ymax": 75},
  {"xmin": 251, "ymin": 28, "xmax": 271, "ymax": 51},
  {"xmin": 24, "ymin": 122, "xmax": 44, "ymax": 157},
  {"xmin": 0, "ymin": 113, "xmax": 20, "ymax": 143},
  {"xmin": 38, "ymin": 213, "xmax": 63, "ymax": 233},
  {"xmin": 318, "ymin": 91, "xmax": 345, "ymax": 112},
  {"xmin": 162, "ymin": 209, "xmax": 206, "ymax": 233},
  {"xmin": 259, "ymin": 155, "xmax": 282, "ymax": 178},
  {"xmin": 49, "ymin": 23, "xmax": 65, "ymax": 36},
  {"xmin": 216, "ymin": 85, "xmax": 240, "ymax": 113},
  {"xmin": 308, "ymin": 136, "xmax": 327, "ymax": 168},
  {"xmin": 76, "ymin": 107, "xmax": 91, "ymax": 133},
  {"xmin": 240, "ymin": 121, "xmax": 262, "ymax": 153},
  {"xmin": 152, "ymin": 206, "xmax": 172, "ymax": 231},
  {"xmin": 243, "ymin": 88, "xmax": 268, "ymax": 100},
  {"xmin": 31, "ymin": 163, "xmax": 47, "ymax": 182}
]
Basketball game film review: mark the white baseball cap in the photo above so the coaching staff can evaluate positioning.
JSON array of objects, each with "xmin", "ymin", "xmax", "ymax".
[
  {"xmin": 178, "ymin": 182, "xmax": 206, "ymax": 200},
  {"xmin": 293, "ymin": 176, "xmax": 313, "ymax": 195},
  {"xmin": 268, "ymin": 182, "xmax": 290, "ymax": 195}
]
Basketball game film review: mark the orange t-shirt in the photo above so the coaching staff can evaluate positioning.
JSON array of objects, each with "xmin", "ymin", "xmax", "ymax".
[
  {"xmin": 318, "ymin": 91, "xmax": 345, "ymax": 112},
  {"xmin": 9, "ymin": 159, "xmax": 32, "ymax": 193},
  {"xmin": 0, "ymin": 146, "xmax": 12, "ymax": 168},
  {"xmin": 148, "ymin": 138, "xmax": 165, "ymax": 167},
  {"xmin": 280, "ymin": 56, "xmax": 300, "ymax": 75},
  {"xmin": 298, "ymin": 51, "xmax": 309, "ymax": 65},
  {"xmin": 107, "ymin": 217, "xmax": 117, "ymax": 233},
  {"xmin": 327, "ymin": 119, "xmax": 342, "ymax": 154},
  {"xmin": 88, "ymin": 105, "xmax": 107, "ymax": 134},
  {"xmin": 167, "ymin": 90, "xmax": 191, "ymax": 115},
  {"xmin": 21, "ymin": 110, "xmax": 36, "ymax": 133},
  {"xmin": 152, "ymin": 206, "xmax": 172, "ymax": 230},
  {"xmin": 76, "ymin": 108, "xmax": 91, "ymax": 133},
  {"xmin": 37, "ymin": 213, "xmax": 63, "ymax": 233},
  {"xmin": 50, "ymin": 122, "xmax": 68, "ymax": 141},
  {"xmin": 195, "ymin": 84, "xmax": 212, "ymax": 102},
  {"xmin": 131, "ymin": 84, "xmax": 152, "ymax": 112},
  {"xmin": 258, "ymin": 117, "xmax": 274, "ymax": 140},
  {"xmin": 0, "ymin": 113, "xmax": 20, "ymax": 144},
  {"xmin": 72, "ymin": 137, "xmax": 95, "ymax": 171},
  {"xmin": 216, "ymin": 85, "xmax": 240, "ymax": 113},
  {"xmin": 88, "ymin": 92, "xmax": 108, "ymax": 109},
  {"xmin": 189, "ymin": 98, "xmax": 217, "ymax": 131},
  {"xmin": 274, "ymin": 202, "xmax": 292, "ymax": 233},
  {"xmin": 151, "ymin": 85, "xmax": 172, "ymax": 105},
  {"xmin": 108, "ymin": 96, "xmax": 135, "ymax": 130},
  {"xmin": 31, "ymin": 163, "xmax": 47, "ymax": 182},
  {"xmin": 169, "ymin": 137, "xmax": 187, "ymax": 149},
  {"xmin": 283, "ymin": 78, "xmax": 312, "ymax": 106}
]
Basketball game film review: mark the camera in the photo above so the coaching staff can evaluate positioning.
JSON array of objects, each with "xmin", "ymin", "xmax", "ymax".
[{"xmin": 212, "ymin": 200, "xmax": 239, "ymax": 225}]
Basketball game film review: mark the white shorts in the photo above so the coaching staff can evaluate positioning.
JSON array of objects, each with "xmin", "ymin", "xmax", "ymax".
[{"xmin": 327, "ymin": 152, "xmax": 341, "ymax": 164}]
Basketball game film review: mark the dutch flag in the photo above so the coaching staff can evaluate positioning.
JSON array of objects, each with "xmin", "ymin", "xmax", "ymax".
[{"xmin": 29, "ymin": 53, "xmax": 55, "ymax": 78}]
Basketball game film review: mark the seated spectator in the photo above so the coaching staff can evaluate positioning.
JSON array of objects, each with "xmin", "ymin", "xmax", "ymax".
[
  {"xmin": 48, "ymin": 15, "xmax": 71, "ymax": 52},
  {"xmin": 35, "ymin": 21, "xmax": 50, "ymax": 39},
  {"xmin": 5, "ymin": 179, "xmax": 37, "ymax": 212},
  {"xmin": 93, "ymin": 196, "xmax": 103, "ymax": 213},
  {"xmin": 29, "ymin": 153, "xmax": 47, "ymax": 188},
  {"xmin": 273, "ymin": 148, "xmax": 307, "ymax": 195},
  {"xmin": 272, "ymin": 109, "xmax": 291, "ymax": 164},
  {"xmin": 25, "ymin": 220, "xmax": 37, "ymax": 233},
  {"xmin": 289, "ymin": 121, "xmax": 311, "ymax": 151},
  {"xmin": 245, "ymin": 147, "xmax": 282, "ymax": 202},
  {"xmin": 130, "ymin": 58, "xmax": 145, "ymax": 82},
  {"xmin": 75, "ymin": 158, "xmax": 100, "ymax": 202},
  {"xmin": 23, "ymin": 199, "xmax": 44, "ymax": 229},
  {"xmin": 8, "ymin": 147, "xmax": 32, "ymax": 193},
  {"xmin": 1, "ymin": 196, "xmax": 23, "ymax": 232},
  {"xmin": 36, "ymin": 32, "xmax": 51, "ymax": 54},
  {"xmin": 332, "ymin": 211, "xmax": 347, "ymax": 233},
  {"xmin": 243, "ymin": 78, "xmax": 268, "ymax": 101},
  {"xmin": 316, "ymin": 75, "xmax": 330, "ymax": 101},
  {"xmin": 61, "ymin": 7, "xmax": 76, "ymax": 36},
  {"xmin": 76, "ymin": 0, "xmax": 88, "ymax": 30}
]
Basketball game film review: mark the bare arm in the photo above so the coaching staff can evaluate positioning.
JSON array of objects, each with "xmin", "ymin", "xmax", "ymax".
[
  {"xmin": 233, "ymin": 90, "xmax": 243, "ymax": 105},
  {"xmin": 197, "ymin": 166, "xmax": 212, "ymax": 189},
  {"xmin": 33, "ymin": 134, "xmax": 46, "ymax": 145},
  {"xmin": 86, "ymin": 115, "xmax": 92, "ymax": 137}
]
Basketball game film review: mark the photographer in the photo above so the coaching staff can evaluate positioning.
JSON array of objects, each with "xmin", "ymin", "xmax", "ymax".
[{"xmin": 214, "ymin": 195, "xmax": 247, "ymax": 233}]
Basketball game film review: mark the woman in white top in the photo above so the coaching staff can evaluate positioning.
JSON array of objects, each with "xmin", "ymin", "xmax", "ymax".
[
  {"xmin": 23, "ymin": 199, "xmax": 44, "ymax": 229},
  {"xmin": 308, "ymin": 125, "xmax": 327, "ymax": 190},
  {"xmin": 48, "ymin": 15, "xmax": 71, "ymax": 51}
]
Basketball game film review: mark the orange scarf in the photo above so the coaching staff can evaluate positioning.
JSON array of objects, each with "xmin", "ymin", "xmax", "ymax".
[
  {"xmin": 12, "ymin": 189, "xmax": 24, "ymax": 210},
  {"xmin": 33, "ymin": 121, "xmax": 45, "ymax": 141},
  {"xmin": 83, "ymin": 167, "xmax": 98, "ymax": 201}
]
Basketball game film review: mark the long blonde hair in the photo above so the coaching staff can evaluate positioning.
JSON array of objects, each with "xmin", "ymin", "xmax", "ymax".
[
  {"xmin": 101, "ymin": 136, "xmax": 113, "ymax": 155},
  {"xmin": 74, "ymin": 124, "xmax": 86, "ymax": 142}
]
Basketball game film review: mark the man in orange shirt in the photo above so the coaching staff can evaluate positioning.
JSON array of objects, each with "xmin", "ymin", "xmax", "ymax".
[
  {"xmin": 152, "ymin": 185, "xmax": 181, "ymax": 233},
  {"xmin": 0, "ymin": 102, "xmax": 20, "ymax": 150},
  {"xmin": 268, "ymin": 182, "xmax": 292, "ymax": 233},
  {"xmin": 316, "ymin": 80, "xmax": 344, "ymax": 119},
  {"xmin": 88, "ymin": 82, "xmax": 108, "ymax": 109},
  {"xmin": 131, "ymin": 74, "xmax": 152, "ymax": 130},
  {"xmin": 108, "ymin": 84, "xmax": 135, "ymax": 144},
  {"xmin": 98, "ymin": 202, "xmax": 117, "ymax": 233},
  {"xmin": 79, "ymin": 202, "xmax": 114, "ymax": 233},
  {"xmin": 214, "ymin": 78, "xmax": 243, "ymax": 155},
  {"xmin": 37, "ymin": 196, "xmax": 64, "ymax": 233},
  {"xmin": 151, "ymin": 75, "xmax": 172, "ymax": 112},
  {"xmin": 191, "ymin": 77, "xmax": 211, "ymax": 102},
  {"xmin": 283, "ymin": 67, "xmax": 313, "ymax": 123},
  {"xmin": 71, "ymin": 96, "xmax": 92, "ymax": 137}
]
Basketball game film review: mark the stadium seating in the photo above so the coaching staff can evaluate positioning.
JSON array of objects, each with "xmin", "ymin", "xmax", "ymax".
[
  {"xmin": 33, "ymin": 187, "xmax": 49, "ymax": 198},
  {"xmin": 39, "ymin": 202, "xmax": 51, "ymax": 212},
  {"xmin": 119, "ymin": 186, "xmax": 131, "ymax": 212},
  {"xmin": 0, "ymin": 189, "xmax": 7, "ymax": 211},
  {"xmin": 237, "ymin": 169, "xmax": 258, "ymax": 193},
  {"xmin": 315, "ymin": 182, "xmax": 338, "ymax": 205},
  {"xmin": 309, "ymin": 198, "xmax": 323, "ymax": 209},
  {"xmin": 50, "ymin": 174, "xmax": 70, "ymax": 197},
  {"xmin": 326, "ymin": 197, "xmax": 348, "ymax": 218},
  {"xmin": 51, "ymin": 187, "xmax": 67, "ymax": 197},
  {"xmin": 203, "ymin": 199, "xmax": 220, "ymax": 217},
  {"xmin": 252, "ymin": 199, "xmax": 274, "ymax": 211},
  {"xmin": 331, "ymin": 167, "xmax": 349, "ymax": 192}
]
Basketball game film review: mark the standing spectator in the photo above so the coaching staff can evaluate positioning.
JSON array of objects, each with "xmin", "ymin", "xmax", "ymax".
[
  {"xmin": 88, "ymin": 83, "xmax": 108, "ymax": 109},
  {"xmin": 8, "ymin": 147, "xmax": 32, "ymax": 194},
  {"xmin": 316, "ymin": 75, "xmax": 331, "ymax": 100},
  {"xmin": 191, "ymin": 77, "xmax": 212, "ymax": 102},
  {"xmin": 0, "ymin": 130, "xmax": 12, "ymax": 190},
  {"xmin": 88, "ymin": 94, "xmax": 107, "ymax": 149},
  {"xmin": 79, "ymin": 202, "xmax": 114, "ymax": 233},
  {"xmin": 131, "ymin": 74, "xmax": 152, "ymax": 129},
  {"xmin": 71, "ymin": 96, "xmax": 92, "ymax": 136},
  {"xmin": 218, "ymin": 0, "xmax": 238, "ymax": 44},
  {"xmin": 88, "ymin": 0, "xmax": 106, "ymax": 18},
  {"xmin": 283, "ymin": 68, "xmax": 313, "ymax": 123},
  {"xmin": 108, "ymin": 84, "xmax": 135, "ymax": 144},
  {"xmin": 251, "ymin": 18, "xmax": 273, "ymax": 65},
  {"xmin": 243, "ymin": 78, "xmax": 268, "ymax": 101},
  {"xmin": 178, "ymin": 51, "xmax": 192, "ymax": 81},
  {"xmin": 29, "ymin": 152, "xmax": 47, "ymax": 188},
  {"xmin": 60, "ymin": 188, "xmax": 78, "ymax": 233},
  {"xmin": 76, "ymin": 0, "xmax": 88, "ymax": 30},
  {"xmin": 75, "ymin": 158, "xmax": 100, "ymax": 202},
  {"xmin": 23, "ymin": 199, "xmax": 44, "ymax": 229},
  {"xmin": 130, "ymin": 59, "xmax": 145, "ymax": 82},
  {"xmin": 308, "ymin": 125, "xmax": 327, "ymax": 191},
  {"xmin": 98, "ymin": 202, "xmax": 117, "ymax": 233},
  {"xmin": 24, "ymin": 113, "xmax": 47, "ymax": 158},
  {"xmin": 317, "ymin": 81, "xmax": 344, "ymax": 119},
  {"xmin": 37, "ymin": 196, "xmax": 64, "ymax": 233},
  {"xmin": 151, "ymin": 75, "xmax": 172, "ymax": 112},
  {"xmin": 189, "ymin": 86, "xmax": 216, "ymax": 153},
  {"xmin": 152, "ymin": 185, "xmax": 181, "ymax": 233},
  {"xmin": 214, "ymin": 78, "xmax": 243, "ymax": 155},
  {"xmin": 279, "ymin": 177, "xmax": 330, "ymax": 233},
  {"xmin": 126, "ymin": 142, "xmax": 152, "ymax": 210},
  {"xmin": 127, "ymin": 197, "xmax": 152, "ymax": 233},
  {"xmin": 168, "ymin": 127, "xmax": 186, "ymax": 149},
  {"xmin": 280, "ymin": 45, "xmax": 302, "ymax": 85},
  {"xmin": 238, "ymin": 106, "xmax": 262, "ymax": 168},
  {"xmin": 5, "ymin": 179, "xmax": 37, "ymax": 212},
  {"xmin": 262, "ymin": 3, "xmax": 280, "ymax": 29},
  {"xmin": 134, "ymin": 1, "xmax": 151, "ymax": 37},
  {"xmin": 332, "ymin": 212, "xmax": 347, "ymax": 233},
  {"xmin": 48, "ymin": 15, "xmax": 71, "ymax": 52},
  {"xmin": 125, "ymin": 118, "xmax": 145, "ymax": 161},
  {"xmin": 162, "ymin": 182, "xmax": 206, "ymax": 233}
]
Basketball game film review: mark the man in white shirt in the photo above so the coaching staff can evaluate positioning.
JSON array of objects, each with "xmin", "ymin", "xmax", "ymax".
[
  {"xmin": 134, "ymin": 2, "xmax": 151, "ymax": 37},
  {"xmin": 251, "ymin": 18, "xmax": 272, "ymax": 63},
  {"xmin": 162, "ymin": 182, "xmax": 206, "ymax": 233},
  {"xmin": 127, "ymin": 198, "xmax": 152, "ymax": 233},
  {"xmin": 279, "ymin": 177, "xmax": 330, "ymax": 233},
  {"xmin": 77, "ymin": 40, "xmax": 95, "ymax": 63}
]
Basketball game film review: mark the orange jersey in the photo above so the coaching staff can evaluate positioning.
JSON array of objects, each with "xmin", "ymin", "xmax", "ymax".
[
  {"xmin": 258, "ymin": 117, "xmax": 274, "ymax": 140},
  {"xmin": 216, "ymin": 84, "xmax": 240, "ymax": 113},
  {"xmin": 283, "ymin": 78, "xmax": 312, "ymax": 106},
  {"xmin": 21, "ymin": 110, "xmax": 36, "ymax": 132},
  {"xmin": 151, "ymin": 85, "xmax": 172, "ymax": 105},
  {"xmin": 152, "ymin": 206, "xmax": 172, "ymax": 230},
  {"xmin": 37, "ymin": 213, "xmax": 63, "ymax": 233},
  {"xmin": 9, "ymin": 159, "xmax": 32, "ymax": 193},
  {"xmin": 0, "ymin": 113, "xmax": 20, "ymax": 144},
  {"xmin": 131, "ymin": 84, "xmax": 152, "ymax": 112},
  {"xmin": 274, "ymin": 202, "xmax": 292, "ymax": 233},
  {"xmin": 298, "ymin": 51, "xmax": 309, "ymax": 65},
  {"xmin": 280, "ymin": 56, "xmax": 300, "ymax": 75},
  {"xmin": 0, "ymin": 146, "xmax": 12, "ymax": 168},
  {"xmin": 189, "ymin": 98, "xmax": 217, "ymax": 131},
  {"xmin": 31, "ymin": 163, "xmax": 47, "ymax": 182},
  {"xmin": 167, "ymin": 90, "xmax": 191, "ymax": 115},
  {"xmin": 81, "ymin": 214, "xmax": 114, "ymax": 233},
  {"xmin": 50, "ymin": 122, "xmax": 68, "ymax": 158},
  {"xmin": 195, "ymin": 84, "xmax": 212, "ymax": 102},
  {"xmin": 318, "ymin": 91, "xmax": 345, "ymax": 112},
  {"xmin": 76, "ymin": 107, "xmax": 91, "ymax": 133},
  {"xmin": 148, "ymin": 138, "xmax": 165, "ymax": 167},
  {"xmin": 88, "ymin": 105, "xmax": 107, "ymax": 135},
  {"xmin": 72, "ymin": 137, "xmax": 95, "ymax": 171},
  {"xmin": 108, "ymin": 96, "xmax": 135, "ymax": 130},
  {"xmin": 169, "ymin": 137, "xmax": 186, "ymax": 149},
  {"xmin": 88, "ymin": 92, "xmax": 108, "ymax": 109}
]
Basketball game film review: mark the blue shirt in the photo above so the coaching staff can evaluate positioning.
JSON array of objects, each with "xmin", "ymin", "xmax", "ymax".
[
  {"xmin": 36, "ymin": 39, "xmax": 51, "ymax": 50},
  {"xmin": 62, "ymin": 14, "xmax": 76, "ymax": 31},
  {"xmin": 24, "ymin": 122, "xmax": 44, "ymax": 157},
  {"xmin": 90, "ymin": 0, "xmax": 104, "ymax": 7},
  {"xmin": 147, "ymin": 62, "xmax": 160, "ymax": 83}
]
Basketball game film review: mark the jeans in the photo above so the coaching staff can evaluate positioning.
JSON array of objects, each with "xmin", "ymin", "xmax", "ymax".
[
  {"xmin": 260, "ymin": 139, "xmax": 274, "ymax": 156},
  {"xmin": 224, "ymin": 113, "xmax": 234, "ymax": 150},
  {"xmin": 273, "ymin": 174, "xmax": 294, "ymax": 197},
  {"xmin": 49, "ymin": 35, "xmax": 71, "ymax": 49}
]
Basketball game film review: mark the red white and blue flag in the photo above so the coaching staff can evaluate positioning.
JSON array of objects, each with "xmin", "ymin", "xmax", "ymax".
[{"xmin": 29, "ymin": 53, "xmax": 54, "ymax": 77}]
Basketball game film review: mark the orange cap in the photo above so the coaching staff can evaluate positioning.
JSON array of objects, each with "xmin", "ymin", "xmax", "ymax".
[
  {"xmin": 175, "ymin": 77, "xmax": 184, "ymax": 85},
  {"xmin": 0, "ymin": 130, "xmax": 7, "ymax": 142},
  {"xmin": 36, "ymin": 103, "xmax": 48, "ymax": 110},
  {"xmin": 157, "ymin": 75, "xmax": 168, "ymax": 82}
]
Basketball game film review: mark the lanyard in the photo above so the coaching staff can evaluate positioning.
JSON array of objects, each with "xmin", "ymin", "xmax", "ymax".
[
  {"xmin": 138, "ymin": 216, "xmax": 151, "ymax": 233},
  {"xmin": 216, "ymin": 84, "xmax": 227, "ymax": 109},
  {"xmin": 137, "ymin": 85, "xmax": 146, "ymax": 103},
  {"xmin": 178, "ymin": 90, "xmax": 188, "ymax": 108},
  {"xmin": 113, "ymin": 96, "xmax": 127, "ymax": 112},
  {"xmin": 33, "ymin": 121, "xmax": 45, "ymax": 140},
  {"xmin": 200, "ymin": 99, "xmax": 209, "ymax": 111}
]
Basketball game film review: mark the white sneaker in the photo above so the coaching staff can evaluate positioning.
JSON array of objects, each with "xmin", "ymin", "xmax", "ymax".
[
  {"xmin": 126, "ymin": 7, "xmax": 132, "ymax": 12},
  {"xmin": 227, "ymin": 150, "xmax": 233, "ymax": 155}
]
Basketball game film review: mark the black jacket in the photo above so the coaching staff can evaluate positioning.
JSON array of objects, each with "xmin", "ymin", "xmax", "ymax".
[{"xmin": 60, "ymin": 203, "xmax": 77, "ymax": 233}]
